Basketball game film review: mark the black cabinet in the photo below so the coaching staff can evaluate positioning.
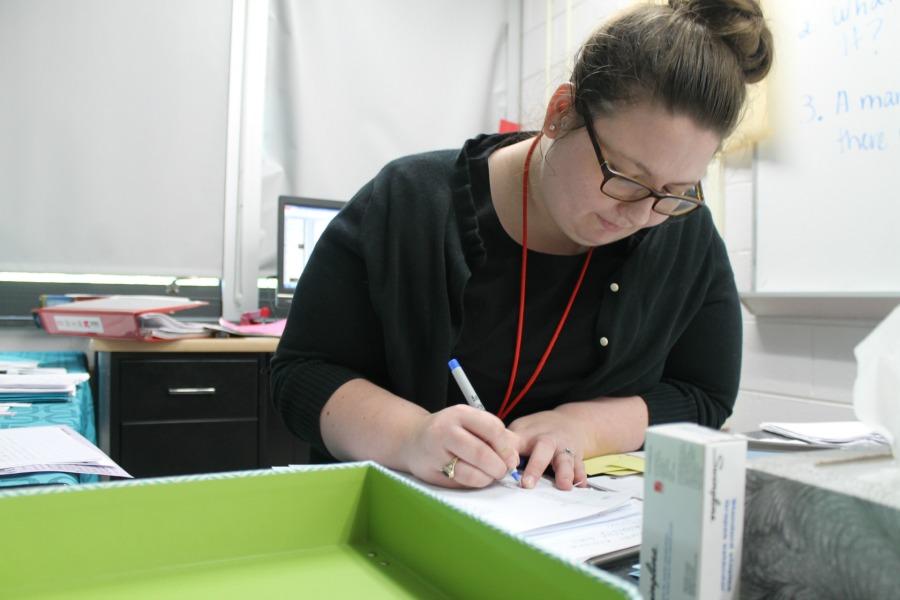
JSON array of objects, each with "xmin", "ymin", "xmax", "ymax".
[{"xmin": 97, "ymin": 349, "xmax": 307, "ymax": 478}]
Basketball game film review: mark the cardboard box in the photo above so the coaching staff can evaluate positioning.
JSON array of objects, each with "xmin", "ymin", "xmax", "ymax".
[
  {"xmin": 0, "ymin": 463, "xmax": 639, "ymax": 599},
  {"xmin": 639, "ymin": 423, "xmax": 747, "ymax": 600}
]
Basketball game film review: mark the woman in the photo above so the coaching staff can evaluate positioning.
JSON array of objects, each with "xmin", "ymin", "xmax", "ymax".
[{"xmin": 272, "ymin": 0, "xmax": 773, "ymax": 490}]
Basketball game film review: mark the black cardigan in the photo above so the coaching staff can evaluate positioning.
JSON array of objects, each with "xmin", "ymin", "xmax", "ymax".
[{"xmin": 271, "ymin": 135, "xmax": 742, "ymax": 458}]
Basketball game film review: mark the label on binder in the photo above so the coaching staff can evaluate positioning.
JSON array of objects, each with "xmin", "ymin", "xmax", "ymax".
[{"xmin": 53, "ymin": 315, "xmax": 105, "ymax": 334}]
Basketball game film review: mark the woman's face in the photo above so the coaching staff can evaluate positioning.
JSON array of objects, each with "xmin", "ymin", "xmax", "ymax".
[{"xmin": 538, "ymin": 101, "xmax": 721, "ymax": 250}]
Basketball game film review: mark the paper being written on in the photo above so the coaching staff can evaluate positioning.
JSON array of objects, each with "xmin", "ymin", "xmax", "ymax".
[
  {"xmin": 396, "ymin": 471, "xmax": 630, "ymax": 535},
  {"xmin": 525, "ymin": 498, "xmax": 643, "ymax": 563}
]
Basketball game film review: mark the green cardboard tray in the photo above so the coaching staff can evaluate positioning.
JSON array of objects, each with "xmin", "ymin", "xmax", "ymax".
[{"xmin": 0, "ymin": 463, "xmax": 638, "ymax": 599}]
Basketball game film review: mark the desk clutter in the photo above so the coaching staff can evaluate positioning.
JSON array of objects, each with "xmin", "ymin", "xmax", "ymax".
[
  {"xmin": 0, "ymin": 351, "xmax": 104, "ymax": 488},
  {"xmin": 393, "ymin": 469, "xmax": 642, "ymax": 565},
  {"xmin": 33, "ymin": 294, "xmax": 286, "ymax": 341},
  {"xmin": 0, "ymin": 359, "xmax": 90, "ymax": 408}
]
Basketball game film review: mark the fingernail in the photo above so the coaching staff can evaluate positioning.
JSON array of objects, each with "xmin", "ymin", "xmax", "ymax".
[
  {"xmin": 575, "ymin": 479, "xmax": 588, "ymax": 488},
  {"xmin": 522, "ymin": 475, "xmax": 535, "ymax": 488}
]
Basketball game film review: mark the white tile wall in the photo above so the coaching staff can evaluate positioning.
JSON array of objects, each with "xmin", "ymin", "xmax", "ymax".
[
  {"xmin": 730, "ymin": 250, "xmax": 754, "ymax": 293},
  {"xmin": 810, "ymin": 323, "xmax": 875, "ymax": 403},
  {"xmin": 724, "ymin": 153, "xmax": 877, "ymax": 427},
  {"xmin": 727, "ymin": 390, "xmax": 855, "ymax": 433},
  {"xmin": 519, "ymin": 0, "xmax": 633, "ymax": 124},
  {"xmin": 740, "ymin": 319, "xmax": 814, "ymax": 398},
  {"xmin": 520, "ymin": 71, "xmax": 547, "ymax": 129},
  {"xmin": 522, "ymin": 0, "xmax": 547, "ymax": 34},
  {"xmin": 518, "ymin": 0, "xmax": 878, "ymax": 429}
]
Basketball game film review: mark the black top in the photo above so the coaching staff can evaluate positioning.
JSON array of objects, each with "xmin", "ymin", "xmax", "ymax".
[
  {"xmin": 449, "ymin": 139, "xmax": 630, "ymax": 419},
  {"xmin": 271, "ymin": 133, "xmax": 742, "ymax": 461}
]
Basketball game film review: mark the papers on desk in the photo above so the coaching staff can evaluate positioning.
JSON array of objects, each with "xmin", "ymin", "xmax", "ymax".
[
  {"xmin": 210, "ymin": 317, "xmax": 287, "ymax": 337},
  {"xmin": 760, "ymin": 421, "xmax": 890, "ymax": 447},
  {"xmin": 0, "ymin": 359, "xmax": 39, "ymax": 371},
  {"xmin": 0, "ymin": 370, "xmax": 90, "ymax": 402},
  {"xmin": 397, "ymin": 472, "xmax": 640, "ymax": 564},
  {"xmin": 526, "ymin": 499, "xmax": 643, "ymax": 564},
  {"xmin": 0, "ymin": 425, "xmax": 131, "ymax": 478},
  {"xmin": 583, "ymin": 453, "xmax": 645, "ymax": 477},
  {"xmin": 587, "ymin": 474, "xmax": 645, "ymax": 499},
  {"xmin": 138, "ymin": 312, "xmax": 212, "ymax": 340}
]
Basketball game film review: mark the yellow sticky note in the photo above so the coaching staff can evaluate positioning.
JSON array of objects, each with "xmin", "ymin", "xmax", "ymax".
[{"xmin": 583, "ymin": 453, "xmax": 645, "ymax": 476}]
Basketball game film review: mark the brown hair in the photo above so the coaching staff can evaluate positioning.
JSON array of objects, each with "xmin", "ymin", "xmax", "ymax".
[{"xmin": 570, "ymin": 0, "xmax": 773, "ymax": 138}]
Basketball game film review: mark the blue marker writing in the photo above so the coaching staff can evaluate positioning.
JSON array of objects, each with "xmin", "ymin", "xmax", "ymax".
[{"xmin": 448, "ymin": 358, "xmax": 520, "ymax": 482}]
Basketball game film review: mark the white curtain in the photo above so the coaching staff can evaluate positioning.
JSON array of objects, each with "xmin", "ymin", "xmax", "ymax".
[
  {"xmin": 0, "ymin": 0, "xmax": 232, "ymax": 277},
  {"xmin": 259, "ymin": 0, "xmax": 511, "ymax": 273}
]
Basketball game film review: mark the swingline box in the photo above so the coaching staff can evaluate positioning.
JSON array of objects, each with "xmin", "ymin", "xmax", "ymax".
[
  {"xmin": 0, "ymin": 463, "xmax": 639, "ymax": 599},
  {"xmin": 639, "ymin": 423, "xmax": 747, "ymax": 600}
]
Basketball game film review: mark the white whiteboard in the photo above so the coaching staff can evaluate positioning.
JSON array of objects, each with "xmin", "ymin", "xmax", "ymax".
[{"xmin": 756, "ymin": 0, "xmax": 900, "ymax": 292}]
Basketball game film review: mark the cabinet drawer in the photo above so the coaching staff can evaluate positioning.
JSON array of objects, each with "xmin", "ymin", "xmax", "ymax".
[
  {"xmin": 118, "ymin": 358, "xmax": 258, "ymax": 422},
  {"xmin": 120, "ymin": 421, "xmax": 258, "ymax": 478}
]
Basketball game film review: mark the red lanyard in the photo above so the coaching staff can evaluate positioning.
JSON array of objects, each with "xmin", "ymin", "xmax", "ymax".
[{"xmin": 496, "ymin": 134, "xmax": 594, "ymax": 421}]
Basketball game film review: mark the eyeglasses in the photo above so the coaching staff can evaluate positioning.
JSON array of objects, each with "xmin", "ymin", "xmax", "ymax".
[{"xmin": 578, "ymin": 106, "xmax": 704, "ymax": 217}]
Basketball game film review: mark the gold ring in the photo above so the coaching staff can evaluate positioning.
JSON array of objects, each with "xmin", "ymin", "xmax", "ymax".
[{"xmin": 441, "ymin": 456, "xmax": 459, "ymax": 479}]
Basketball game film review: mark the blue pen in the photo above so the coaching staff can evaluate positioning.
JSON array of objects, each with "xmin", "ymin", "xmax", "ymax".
[{"xmin": 448, "ymin": 358, "xmax": 521, "ymax": 482}]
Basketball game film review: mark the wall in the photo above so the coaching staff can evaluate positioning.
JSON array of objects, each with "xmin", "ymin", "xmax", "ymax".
[
  {"xmin": 520, "ymin": 0, "xmax": 632, "ymax": 128},
  {"xmin": 519, "ymin": 0, "xmax": 868, "ymax": 432},
  {"xmin": 722, "ymin": 149, "xmax": 865, "ymax": 431}
]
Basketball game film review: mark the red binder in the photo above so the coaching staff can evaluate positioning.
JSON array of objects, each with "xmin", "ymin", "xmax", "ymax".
[{"xmin": 36, "ymin": 296, "xmax": 208, "ymax": 341}]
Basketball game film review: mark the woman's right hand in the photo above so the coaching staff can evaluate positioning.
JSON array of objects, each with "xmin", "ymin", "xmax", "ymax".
[{"xmin": 403, "ymin": 404, "xmax": 521, "ymax": 488}]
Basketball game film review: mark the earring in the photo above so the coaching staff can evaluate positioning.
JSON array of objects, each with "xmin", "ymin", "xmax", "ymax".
[{"xmin": 549, "ymin": 124, "xmax": 557, "ymax": 131}]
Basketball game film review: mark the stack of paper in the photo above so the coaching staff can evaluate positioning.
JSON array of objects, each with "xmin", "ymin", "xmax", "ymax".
[
  {"xmin": 0, "ymin": 425, "xmax": 131, "ymax": 478},
  {"xmin": 587, "ymin": 474, "xmax": 645, "ymax": 499},
  {"xmin": 0, "ymin": 359, "xmax": 39, "ymax": 371},
  {"xmin": 398, "ymin": 472, "xmax": 640, "ymax": 564},
  {"xmin": 526, "ymin": 499, "xmax": 643, "ymax": 564},
  {"xmin": 760, "ymin": 421, "xmax": 890, "ymax": 447},
  {"xmin": 138, "ymin": 312, "xmax": 212, "ymax": 340},
  {"xmin": 210, "ymin": 318, "xmax": 287, "ymax": 338},
  {"xmin": 0, "ymin": 371, "xmax": 90, "ymax": 402}
]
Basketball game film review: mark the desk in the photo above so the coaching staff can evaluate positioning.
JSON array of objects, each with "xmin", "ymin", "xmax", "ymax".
[
  {"xmin": 0, "ymin": 351, "xmax": 97, "ymax": 488},
  {"xmin": 92, "ymin": 338, "xmax": 306, "ymax": 478}
]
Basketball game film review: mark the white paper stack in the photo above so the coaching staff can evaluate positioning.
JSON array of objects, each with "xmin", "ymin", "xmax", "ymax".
[
  {"xmin": 138, "ymin": 312, "xmax": 211, "ymax": 340},
  {"xmin": 0, "ymin": 425, "xmax": 131, "ymax": 478},
  {"xmin": 0, "ymin": 360, "xmax": 39, "ymax": 371},
  {"xmin": 397, "ymin": 472, "xmax": 639, "ymax": 564},
  {"xmin": 0, "ymin": 371, "xmax": 90, "ymax": 401},
  {"xmin": 760, "ymin": 421, "xmax": 890, "ymax": 447}
]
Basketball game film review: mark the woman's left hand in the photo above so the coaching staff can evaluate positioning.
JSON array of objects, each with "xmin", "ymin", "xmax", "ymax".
[{"xmin": 507, "ymin": 409, "xmax": 588, "ymax": 490}]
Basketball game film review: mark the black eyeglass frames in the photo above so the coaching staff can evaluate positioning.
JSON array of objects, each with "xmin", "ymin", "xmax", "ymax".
[{"xmin": 578, "ymin": 106, "xmax": 704, "ymax": 217}]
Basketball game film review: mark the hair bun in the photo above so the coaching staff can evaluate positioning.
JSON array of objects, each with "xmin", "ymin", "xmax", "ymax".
[{"xmin": 670, "ymin": 0, "xmax": 773, "ymax": 84}]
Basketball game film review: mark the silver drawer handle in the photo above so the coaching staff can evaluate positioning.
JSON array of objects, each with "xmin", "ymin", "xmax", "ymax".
[{"xmin": 167, "ymin": 387, "xmax": 217, "ymax": 396}]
